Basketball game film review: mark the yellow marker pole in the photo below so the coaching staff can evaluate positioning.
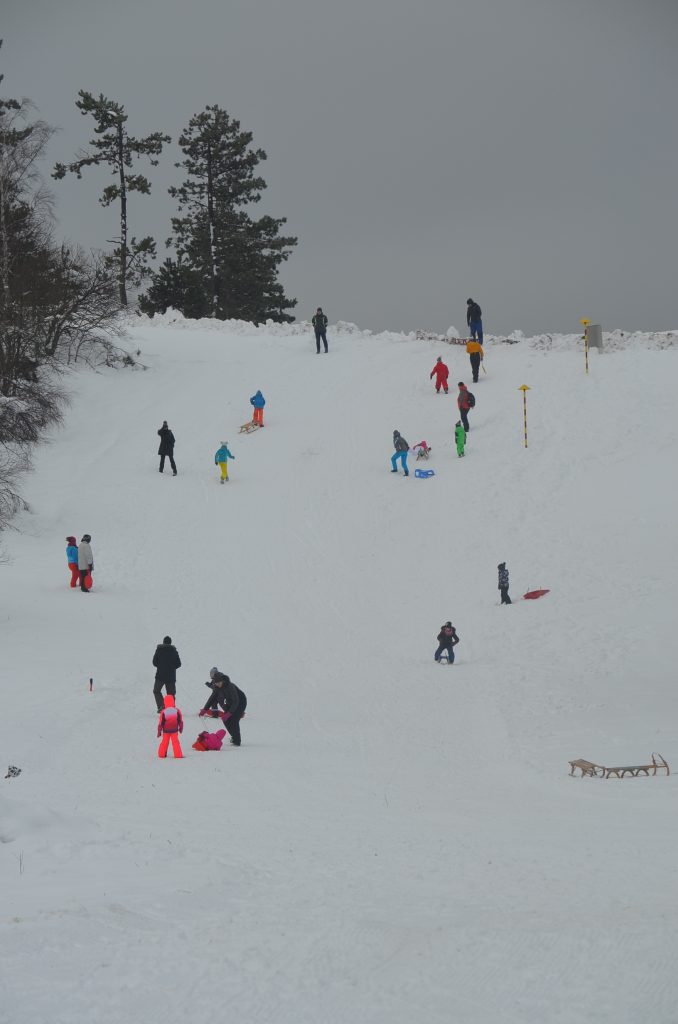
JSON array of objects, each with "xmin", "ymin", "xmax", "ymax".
[
  {"xmin": 519, "ymin": 385, "xmax": 530, "ymax": 448},
  {"xmin": 580, "ymin": 318, "xmax": 590, "ymax": 375}
]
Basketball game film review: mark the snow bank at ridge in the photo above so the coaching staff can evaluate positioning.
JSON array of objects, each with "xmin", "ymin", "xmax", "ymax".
[{"xmin": 128, "ymin": 309, "xmax": 678, "ymax": 351}]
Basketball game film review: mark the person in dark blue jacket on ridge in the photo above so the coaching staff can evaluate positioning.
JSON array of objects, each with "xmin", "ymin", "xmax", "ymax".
[{"xmin": 250, "ymin": 390, "xmax": 266, "ymax": 427}]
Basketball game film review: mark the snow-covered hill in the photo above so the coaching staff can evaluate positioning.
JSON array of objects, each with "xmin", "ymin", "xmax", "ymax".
[{"xmin": 1, "ymin": 319, "xmax": 677, "ymax": 1024}]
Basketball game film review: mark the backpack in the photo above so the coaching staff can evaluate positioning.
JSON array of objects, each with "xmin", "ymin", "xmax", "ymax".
[{"xmin": 467, "ymin": 391, "xmax": 476, "ymax": 408}]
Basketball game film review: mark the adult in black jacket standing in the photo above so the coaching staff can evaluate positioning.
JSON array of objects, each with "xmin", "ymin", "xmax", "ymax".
[
  {"xmin": 201, "ymin": 668, "xmax": 248, "ymax": 746},
  {"xmin": 312, "ymin": 307, "xmax": 329, "ymax": 354},
  {"xmin": 466, "ymin": 298, "xmax": 483, "ymax": 345},
  {"xmin": 152, "ymin": 636, "xmax": 182, "ymax": 712},
  {"xmin": 157, "ymin": 421, "xmax": 177, "ymax": 475}
]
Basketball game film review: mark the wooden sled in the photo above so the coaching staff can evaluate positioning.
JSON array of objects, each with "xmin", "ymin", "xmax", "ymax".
[
  {"xmin": 569, "ymin": 753, "xmax": 669, "ymax": 779},
  {"xmin": 238, "ymin": 421, "xmax": 260, "ymax": 434}
]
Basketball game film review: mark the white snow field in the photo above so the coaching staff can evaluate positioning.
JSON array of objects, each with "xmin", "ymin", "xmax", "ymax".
[{"xmin": 1, "ymin": 318, "xmax": 677, "ymax": 1024}]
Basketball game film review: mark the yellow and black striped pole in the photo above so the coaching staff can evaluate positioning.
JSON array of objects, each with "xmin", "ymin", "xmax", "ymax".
[
  {"xmin": 580, "ymin": 318, "xmax": 590, "ymax": 374},
  {"xmin": 519, "ymin": 384, "xmax": 530, "ymax": 448}
]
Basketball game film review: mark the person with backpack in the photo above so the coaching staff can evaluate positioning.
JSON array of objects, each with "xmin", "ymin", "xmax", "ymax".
[
  {"xmin": 455, "ymin": 420, "xmax": 466, "ymax": 458},
  {"xmin": 200, "ymin": 668, "xmax": 247, "ymax": 746},
  {"xmin": 498, "ymin": 562, "xmax": 511, "ymax": 604},
  {"xmin": 65, "ymin": 535, "xmax": 79, "ymax": 588},
  {"xmin": 152, "ymin": 636, "xmax": 182, "ymax": 713},
  {"xmin": 157, "ymin": 694, "xmax": 184, "ymax": 759},
  {"xmin": 465, "ymin": 339, "xmax": 484, "ymax": 383},
  {"xmin": 391, "ymin": 430, "xmax": 410, "ymax": 476},
  {"xmin": 466, "ymin": 298, "xmax": 483, "ymax": 345},
  {"xmin": 312, "ymin": 307, "xmax": 329, "ymax": 353},
  {"xmin": 434, "ymin": 622, "xmax": 460, "ymax": 663},
  {"xmin": 249, "ymin": 390, "xmax": 266, "ymax": 427},
  {"xmin": 214, "ymin": 441, "xmax": 235, "ymax": 484},
  {"xmin": 77, "ymin": 534, "xmax": 94, "ymax": 593},
  {"xmin": 157, "ymin": 420, "xmax": 177, "ymax": 475},
  {"xmin": 429, "ymin": 356, "xmax": 449, "ymax": 394},
  {"xmin": 457, "ymin": 382, "xmax": 475, "ymax": 432}
]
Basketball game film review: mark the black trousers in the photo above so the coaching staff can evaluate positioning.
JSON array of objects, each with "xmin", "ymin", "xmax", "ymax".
[
  {"xmin": 435, "ymin": 642, "xmax": 455, "ymax": 662},
  {"xmin": 159, "ymin": 452, "xmax": 177, "ymax": 473},
  {"xmin": 500, "ymin": 587, "xmax": 512, "ymax": 604},
  {"xmin": 459, "ymin": 408, "xmax": 469, "ymax": 432},
  {"xmin": 315, "ymin": 329, "xmax": 328, "ymax": 353},
  {"xmin": 225, "ymin": 695, "xmax": 247, "ymax": 745},
  {"xmin": 470, "ymin": 353, "xmax": 481, "ymax": 382},
  {"xmin": 154, "ymin": 678, "xmax": 176, "ymax": 711}
]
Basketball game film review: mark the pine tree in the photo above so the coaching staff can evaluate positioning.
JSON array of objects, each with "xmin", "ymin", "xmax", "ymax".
[
  {"xmin": 155, "ymin": 105, "xmax": 296, "ymax": 323},
  {"xmin": 138, "ymin": 258, "xmax": 208, "ymax": 320},
  {"xmin": 53, "ymin": 91, "xmax": 170, "ymax": 306}
]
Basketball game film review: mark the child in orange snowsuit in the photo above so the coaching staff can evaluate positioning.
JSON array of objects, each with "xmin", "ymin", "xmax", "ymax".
[{"xmin": 157, "ymin": 694, "xmax": 184, "ymax": 758}]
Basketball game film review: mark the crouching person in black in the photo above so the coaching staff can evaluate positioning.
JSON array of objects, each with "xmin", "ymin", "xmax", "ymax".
[
  {"xmin": 434, "ymin": 622, "xmax": 460, "ymax": 663},
  {"xmin": 201, "ymin": 667, "xmax": 247, "ymax": 745}
]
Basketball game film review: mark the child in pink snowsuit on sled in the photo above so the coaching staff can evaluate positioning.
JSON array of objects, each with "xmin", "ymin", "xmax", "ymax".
[{"xmin": 157, "ymin": 694, "xmax": 184, "ymax": 758}]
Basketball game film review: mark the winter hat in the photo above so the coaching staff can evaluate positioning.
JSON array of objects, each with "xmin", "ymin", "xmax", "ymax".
[
  {"xmin": 445, "ymin": 621, "xmax": 452, "ymax": 627},
  {"xmin": 457, "ymin": 382, "xmax": 465, "ymax": 388},
  {"xmin": 66, "ymin": 535, "xmax": 76, "ymax": 544},
  {"xmin": 209, "ymin": 667, "xmax": 219, "ymax": 680},
  {"xmin": 497, "ymin": 562, "xmax": 505, "ymax": 568},
  {"xmin": 82, "ymin": 534, "xmax": 91, "ymax": 542},
  {"xmin": 467, "ymin": 298, "xmax": 473, "ymax": 304},
  {"xmin": 455, "ymin": 421, "xmax": 461, "ymax": 427},
  {"xmin": 163, "ymin": 694, "xmax": 175, "ymax": 708},
  {"xmin": 220, "ymin": 440, "xmax": 228, "ymax": 447},
  {"xmin": 163, "ymin": 635, "xmax": 172, "ymax": 645}
]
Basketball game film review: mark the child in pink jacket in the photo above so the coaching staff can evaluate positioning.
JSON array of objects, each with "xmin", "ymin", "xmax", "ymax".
[{"xmin": 157, "ymin": 694, "xmax": 184, "ymax": 758}]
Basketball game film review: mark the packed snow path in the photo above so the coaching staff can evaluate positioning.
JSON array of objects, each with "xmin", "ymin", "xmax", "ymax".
[{"xmin": 1, "ymin": 322, "xmax": 677, "ymax": 1023}]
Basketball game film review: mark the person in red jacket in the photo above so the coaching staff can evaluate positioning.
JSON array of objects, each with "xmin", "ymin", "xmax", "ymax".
[
  {"xmin": 157, "ymin": 694, "xmax": 184, "ymax": 759},
  {"xmin": 429, "ymin": 356, "xmax": 449, "ymax": 394},
  {"xmin": 457, "ymin": 382, "xmax": 474, "ymax": 432}
]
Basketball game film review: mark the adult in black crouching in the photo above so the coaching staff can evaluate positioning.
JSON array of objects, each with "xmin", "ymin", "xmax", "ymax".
[
  {"xmin": 201, "ymin": 668, "xmax": 248, "ymax": 746},
  {"xmin": 152, "ymin": 636, "xmax": 182, "ymax": 712},
  {"xmin": 434, "ymin": 622, "xmax": 460, "ymax": 663},
  {"xmin": 498, "ymin": 562, "xmax": 511, "ymax": 604},
  {"xmin": 158, "ymin": 420, "xmax": 177, "ymax": 475}
]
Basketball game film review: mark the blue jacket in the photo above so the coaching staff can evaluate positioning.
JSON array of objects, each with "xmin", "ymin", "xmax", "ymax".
[
  {"xmin": 66, "ymin": 544, "xmax": 78, "ymax": 564},
  {"xmin": 250, "ymin": 391, "xmax": 265, "ymax": 409},
  {"xmin": 215, "ymin": 445, "xmax": 234, "ymax": 464}
]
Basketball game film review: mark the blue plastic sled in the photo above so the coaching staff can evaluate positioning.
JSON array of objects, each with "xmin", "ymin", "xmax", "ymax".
[{"xmin": 414, "ymin": 469, "xmax": 435, "ymax": 479}]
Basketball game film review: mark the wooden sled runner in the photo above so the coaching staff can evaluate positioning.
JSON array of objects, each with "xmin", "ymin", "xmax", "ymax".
[
  {"xmin": 238, "ymin": 422, "xmax": 260, "ymax": 434},
  {"xmin": 569, "ymin": 753, "xmax": 669, "ymax": 779}
]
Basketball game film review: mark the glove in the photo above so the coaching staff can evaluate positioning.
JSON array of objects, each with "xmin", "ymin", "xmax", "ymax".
[{"xmin": 157, "ymin": 729, "xmax": 161, "ymax": 738}]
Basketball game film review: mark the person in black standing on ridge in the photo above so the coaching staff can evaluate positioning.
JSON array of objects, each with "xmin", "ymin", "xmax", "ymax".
[
  {"xmin": 201, "ymin": 668, "xmax": 248, "ymax": 746},
  {"xmin": 498, "ymin": 562, "xmax": 511, "ymax": 604},
  {"xmin": 152, "ymin": 635, "xmax": 182, "ymax": 712},
  {"xmin": 158, "ymin": 420, "xmax": 177, "ymax": 475},
  {"xmin": 312, "ymin": 307, "xmax": 329, "ymax": 353}
]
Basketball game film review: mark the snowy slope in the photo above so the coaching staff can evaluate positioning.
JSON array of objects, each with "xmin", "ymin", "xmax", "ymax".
[{"xmin": 1, "ymin": 321, "xmax": 677, "ymax": 1024}]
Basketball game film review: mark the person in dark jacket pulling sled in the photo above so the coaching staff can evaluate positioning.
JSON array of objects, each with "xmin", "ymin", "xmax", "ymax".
[
  {"xmin": 201, "ymin": 668, "xmax": 248, "ymax": 746},
  {"xmin": 457, "ymin": 382, "xmax": 475, "ymax": 433},
  {"xmin": 312, "ymin": 308, "xmax": 329, "ymax": 353},
  {"xmin": 498, "ymin": 562, "xmax": 511, "ymax": 604},
  {"xmin": 435, "ymin": 622, "xmax": 460, "ymax": 663},
  {"xmin": 158, "ymin": 421, "xmax": 177, "ymax": 475},
  {"xmin": 466, "ymin": 298, "xmax": 483, "ymax": 344},
  {"xmin": 152, "ymin": 636, "xmax": 182, "ymax": 712},
  {"xmin": 391, "ymin": 430, "xmax": 410, "ymax": 476}
]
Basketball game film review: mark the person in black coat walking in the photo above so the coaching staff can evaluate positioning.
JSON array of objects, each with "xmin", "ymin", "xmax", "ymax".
[
  {"xmin": 152, "ymin": 636, "xmax": 182, "ymax": 711},
  {"xmin": 200, "ymin": 668, "xmax": 247, "ymax": 745},
  {"xmin": 434, "ymin": 622, "xmax": 460, "ymax": 663},
  {"xmin": 498, "ymin": 562, "xmax": 511, "ymax": 604},
  {"xmin": 158, "ymin": 421, "xmax": 177, "ymax": 475}
]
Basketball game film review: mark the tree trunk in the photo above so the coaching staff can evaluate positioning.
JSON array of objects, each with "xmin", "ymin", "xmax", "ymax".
[
  {"xmin": 117, "ymin": 122, "xmax": 128, "ymax": 307},
  {"xmin": 206, "ymin": 146, "xmax": 218, "ymax": 317}
]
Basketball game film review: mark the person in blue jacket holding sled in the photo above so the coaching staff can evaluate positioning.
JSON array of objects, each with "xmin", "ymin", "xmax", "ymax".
[
  {"xmin": 250, "ymin": 390, "xmax": 265, "ymax": 427},
  {"xmin": 214, "ymin": 441, "xmax": 235, "ymax": 483}
]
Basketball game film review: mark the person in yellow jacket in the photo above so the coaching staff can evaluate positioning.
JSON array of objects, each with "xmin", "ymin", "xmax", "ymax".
[{"xmin": 465, "ymin": 339, "xmax": 484, "ymax": 383}]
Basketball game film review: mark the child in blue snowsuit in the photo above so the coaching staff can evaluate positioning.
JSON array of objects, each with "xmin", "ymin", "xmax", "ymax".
[
  {"xmin": 250, "ymin": 390, "xmax": 265, "ymax": 427},
  {"xmin": 214, "ymin": 442, "xmax": 235, "ymax": 483}
]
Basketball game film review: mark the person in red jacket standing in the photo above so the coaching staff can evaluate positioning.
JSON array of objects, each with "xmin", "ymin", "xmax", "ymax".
[
  {"xmin": 457, "ymin": 382, "xmax": 474, "ymax": 432},
  {"xmin": 157, "ymin": 694, "xmax": 184, "ymax": 759},
  {"xmin": 429, "ymin": 356, "xmax": 449, "ymax": 394}
]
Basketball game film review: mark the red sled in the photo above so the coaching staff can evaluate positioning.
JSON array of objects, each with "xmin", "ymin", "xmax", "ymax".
[
  {"xmin": 523, "ymin": 589, "xmax": 550, "ymax": 600},
  {"xmin": 85, "ymin": 572, "xmax": 93, "ymax": 590}
]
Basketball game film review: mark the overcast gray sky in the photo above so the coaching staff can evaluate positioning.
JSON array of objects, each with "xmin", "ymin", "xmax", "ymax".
[{"xmin": 3, "ymin": 0, "xmax": 677, "ymax": 334}]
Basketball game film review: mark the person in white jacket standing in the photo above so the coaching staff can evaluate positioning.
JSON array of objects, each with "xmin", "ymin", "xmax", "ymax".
[{"xmin": 77, "ymin": 534, "xmax": 94, "ymax": 593}]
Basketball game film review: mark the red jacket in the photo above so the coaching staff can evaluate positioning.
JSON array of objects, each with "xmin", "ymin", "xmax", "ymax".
[
  {"xmin": 158, "ymin": 707, "xmax": 183, "ymax": 735},
  {"xmin": 430, "ymin": 360, "xmax": 449, "ymax": 383},
  {"xmin": 457, "ymin": 385, "xmax": 471, "ymax": 411}
]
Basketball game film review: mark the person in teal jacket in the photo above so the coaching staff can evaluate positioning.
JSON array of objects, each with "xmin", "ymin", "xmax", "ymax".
[
  {"xmin": 214, "ymin": 441, "xmax": 235, "ymax": 483},
  {"xmin": 65, "ymin": 535, "xmax": 79, "ymax": 588},
  {"xmin": 249, "ymin": 390, "xmax": 265, "ymax": 427}
]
